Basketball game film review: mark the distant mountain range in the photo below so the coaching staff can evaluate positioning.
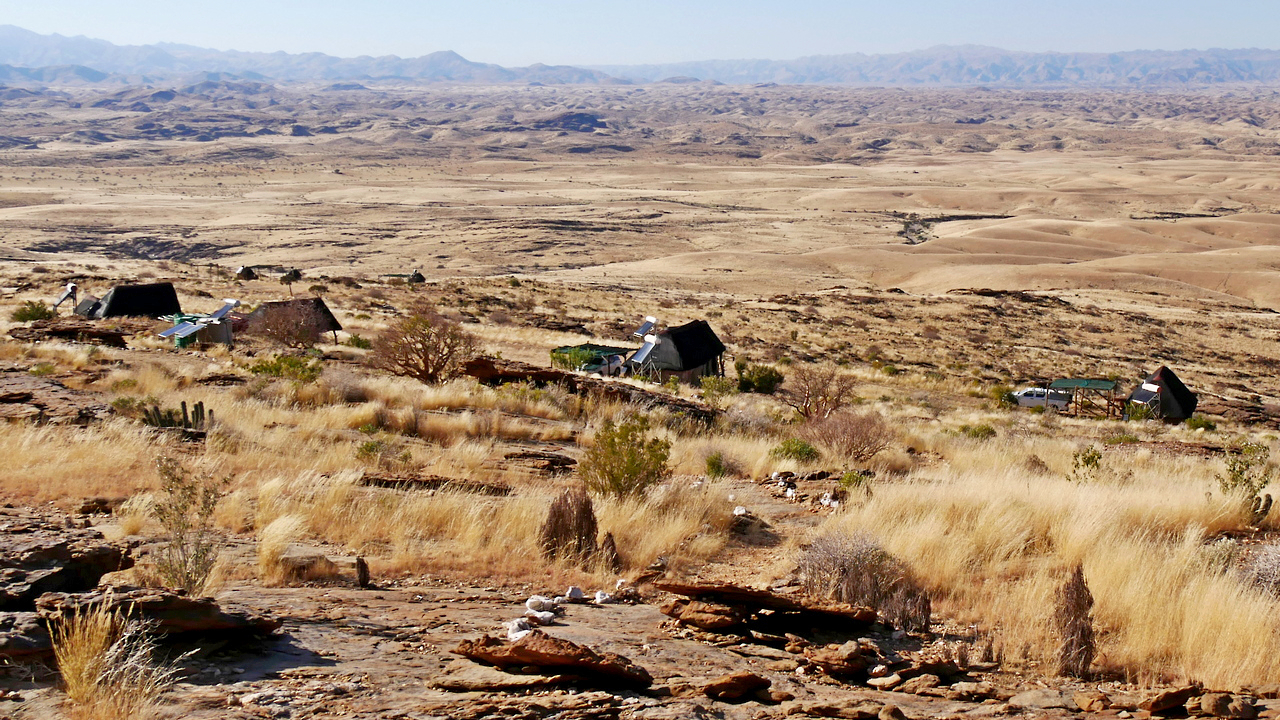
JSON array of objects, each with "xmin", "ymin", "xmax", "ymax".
[
  {"xmin": 0, "ymin": 25, "xmax": 613, "ymax": 84},
  {"xmin": 3, "ymin": 25, "xmax": 1280, "ymax": 87},
  {"xmin": 598, "ymin": 46, "xmax": 1280, "ymax": 86}
]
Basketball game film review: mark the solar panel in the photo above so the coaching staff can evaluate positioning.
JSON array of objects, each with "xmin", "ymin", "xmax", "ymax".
[
  {"xmin": 207, "ymin": 299, "xmax": 240, "ymax": 321},
  {"xmin": 630, "ymin": 334, "xmax": 658, "ymax": 365},
  {"xmin": 171, "ymin": 322, "xmax": 207, "ymax": 339},
  {"xmin": 633, "ymin": 316, "xmax": 657, "ymax": 338},
  {"xmin": 158, "ymin": 321, "xmax": 200, "ymax": 339}
]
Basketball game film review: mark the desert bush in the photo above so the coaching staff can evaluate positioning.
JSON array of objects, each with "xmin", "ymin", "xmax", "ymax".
[
  {"xmin": 736, "ymin": 362, "xmax": 785, "ymax": 394},
  {"xmin": 151, "ymin": 457, "xmax": 228, "ymax": 595},
  {"xmin": 800, "ymin": 410, "xmax": 895, "ymax": 464},
  {"xmin": 551, "ymin": 346, "xmax": 596, "ymax": 371},
  {"xmin": 51, "ymin": 603, "xmax": 181, "ymax": 720},
  {"xmin": 698, "ymin": 375, "xmax": 737, "ymax": 408},
  {"xmin": 1054, "ymin": 564, "xmax": 1096, "ymax": 678},
  {"xmin": 1069, "ymin": 445, "xmax": 1103, "ymax": 482},
  {"xmin": 1186, "ymin": 416, "xmax": 1217, "ymax": 431},
  {"xmin": 344, "ymin": 334, "xmax": 372, "ymax": 350},
  {"xmin": 771, "ymin": 437, "xmax": 821, "ymax": 462},
  {"xmin": 1218, "ymin": 443, "xmax": 1275, "ymax": 499},
  {"xmin": 780, "ymin": 363, "xmax": 857, "ymax": 419},
  {"xmin": 249, "ymin": 355, "xmax": 323, "ymax": 384},
  {"xmin": 539, "ymin": 488, "xmax": 599, "ymax": 568},
  {"xmin": 705, "ymin": 450, "xmax": 742, "ymax": 479},
  {"xmin": 990, "ymin": 385, "xmax": 1017, "ymax": 409},
  {"xmin": 959, "ymin": 423, "xmax": 997, "ymax": 441},
  {"xmin": 798, "ymin": 531, "xmax": 931, "ymax": 632},
  {"xmin": 580, "ymin": 415, "xmax": 670, "ymax": 499},
  {"xmin": 370, "ymin": 303, "xmax": 479, "ymax": 385},
  {"xmin": 839, "ymin": 469, "xmax": 875, "ymax": 498},
  {"xmin": 10, "ymin": 300, "xmax": 55, "ymax": 322}
]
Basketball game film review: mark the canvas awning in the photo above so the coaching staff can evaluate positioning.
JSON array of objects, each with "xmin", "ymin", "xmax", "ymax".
[{"xmin": 1049, "ymin": 378, "xmax": 1120, "ymax": 392}]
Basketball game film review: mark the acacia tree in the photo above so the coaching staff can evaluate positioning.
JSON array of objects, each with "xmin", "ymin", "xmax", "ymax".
[
  {"xmin": 780, "ymin": 363, "xmax": 858, "ymax": 419},
  {"xmin": 370, "ymin": 304, "xmax": 479, "ymax": 384}
]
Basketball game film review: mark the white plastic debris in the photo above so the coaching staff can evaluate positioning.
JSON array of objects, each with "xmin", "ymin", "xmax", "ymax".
[
  {"xmin": 785, "ymin": 488, "xmax": 797, "ymax": 499},
  {"xmin": 615, "ymin": 578, "xmax": 627, "ymax": 590},
  {"xmin": 594, "ymin": 590, "xmax": 614, "ymax": 604},
  {"xmin": 524, "ymin": 610, "xmax": 557, "ymax": 626},
  {"xmin": 505, "ymin": 618, "xmax": 532, "ymax": 641},
  {"xmin": 565, "ymin": 586, "xmax": 586, "ymax": 601},
  {"xmin": 733, "ymin": 506, "xmax": 748, "ymax": 517},
  {"xmin": 525, "ymin": 595, "xmax": 557, "ymax": 613},
  {"xmin": 690, "ymin": 480, "xmax": 704, "ymax": 489},
  {"xmin": 553, "ymin": 596, "xmax": 567, "ymax": 605}
]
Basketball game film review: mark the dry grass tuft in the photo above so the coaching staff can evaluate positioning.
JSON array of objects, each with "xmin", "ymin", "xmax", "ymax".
[
  {"xmin": 51, "ymin": 603, "xmax": 181, "ymax": 720},
  {"xmin": 798, "ymin": 531, "xmax": 932, "ymax": 632},
  {"xmin": 258, "ymin": 514, "xmax": 307, "ymax": 586},
  {"xmin": 539, "ymin": 489, "xmax": 598, "ymax": 568}
]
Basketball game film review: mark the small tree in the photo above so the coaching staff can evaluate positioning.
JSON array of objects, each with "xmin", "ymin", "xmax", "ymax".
[
  {"xmin": 152, "ymin": 457, "xmax": 228, "ymax": 595},
  {"xmin": 580, "ymin": 415, "xmax": 670, "ymax": 499},
  {"xmin": 736, "ymin": 362, "xmax": 785, "ymax": 394},
  {"xmin": 370, "ymin": 304, "xmax": 479, "ymax": 385},
  {"xmin": 279, "ymin": 268, "xmax": 302, "ymax": 296},
  {"xmin": 780, "ymin": 363, "xmax": 858, "ymax": 419}
]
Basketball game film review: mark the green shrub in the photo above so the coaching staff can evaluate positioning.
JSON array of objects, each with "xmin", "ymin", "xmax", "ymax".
[
  {"xmin": 1069, "ymin": 445, "xmax": 1103, "ymax": 482},
  {"xmin": 1218, "ymin": 443, "xmax": 1275, "ymax": 500},
  {"xmin": 28, "ymin": 363, "xmax": 56, "ymax": 377},
  {"xmin": 771, "ymin": 437, "xmax": 821, "ymax": 462},
  {"xmin": 959, "ymin": 424, "xmax": 997, "ymax": 440},
  {"xmin": 249, "ymin": 355, "xmax": 323, "ymax": 384},
  {"xmin": 344, "ymin": 334, "xmax": 373, "ymax": 350},
  {"xmin": 705, "ymin": 451, "xmax": 739, "ymax": 479},
  {"xmin": 580, "ymin": 415, "xmax": 671, "ymax": 499},
  {"xmin": 699, "ymin": 376, "xmax": 737, "ymax": 408},
  {"xmin": 1186, "ymin": 416, "xmax": 1217, "ymax": 431},
  {"xmin": 1104, "ymin": 433, "xmax": 1140, "ymax": 445},
  {"xmin": 152, "ymin": 457, "xmax": 228, "ymax": 595},
  {"xmin": 551, "ymin": 346, "xmax": 597, "ymax": 371},
  {"xmin": 990, "ymin": 385, "xmax": 1017, "ymax": 409},
  {"xmin": 1127, "ymin": 402, "xmax": 1157, "ymax": 422},
  {"xmin": 10, "ymin": 300, "xmax": 55, "ymax": 322},
  {"xmin": 736, "ymin": 362, "xmax": 785, "ymax": 394}
]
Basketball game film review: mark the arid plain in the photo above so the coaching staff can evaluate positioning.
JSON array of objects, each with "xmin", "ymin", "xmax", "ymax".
[{"xmin": 3, "ymin": 82, "xmax": 1280, "ymax": 719}]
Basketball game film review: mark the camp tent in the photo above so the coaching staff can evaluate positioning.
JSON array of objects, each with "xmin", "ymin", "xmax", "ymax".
[
  {"xmin": 628, "ymin": 320, "xmax": 726, "ymax": 383},
  {"xmin": 245, "ymin": 297, "xmax": 342, "ymax": 344},
  {"xmin": 1128, "ymin": 366, "xmax": 1198, "ymax": 421},
  {"xmin": 74, "ymin": 282, "xmax": 182, "ymax": 319}
]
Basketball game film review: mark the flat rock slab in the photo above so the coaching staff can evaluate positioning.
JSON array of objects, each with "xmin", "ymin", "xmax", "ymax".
[
  {"xmin": 432, "ymin": 662, "xmax": 578, "ymax": 691},
  {"xmin": 36, "ymin": 587, "xmax": 281, "ymax": 637},
  {"xmin": 655, "ymin": 579, "xmax": 878, "ymax": 625},
  {"xmin": 7, "ymin": 318, "xmax": 149, "ymax": 348},
  {"xmin": 454, "ymin": 628, "xmax": 653, "ymax": 688},
  {"xmin": 1009, "ymin": 688, "xmax": 1073, "ymax": 710},
  {"xmin": 0, "ymin": 366, "xmax": 110, "ymax": 424}
]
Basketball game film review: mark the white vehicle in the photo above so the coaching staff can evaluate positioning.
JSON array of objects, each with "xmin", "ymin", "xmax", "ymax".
[{"xmin": 1013, "ymin": 387, "xmax": 1071, "ymax": 410}]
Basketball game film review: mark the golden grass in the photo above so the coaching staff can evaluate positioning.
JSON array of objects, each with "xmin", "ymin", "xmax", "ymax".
[
  {"xmin": 257, "ymin": 514, "xmax": 306, "ymax": 586},
  {"xmin": 820, "ymin": 436, "xmax": 1280, "ymax": 689},
  {"xmin": 242, "ymin": 469, "xmax": 731, "ymax": 581},
  {"xmin": 51, "ymin": 603, "xmax": 178, "ymax": 720}
]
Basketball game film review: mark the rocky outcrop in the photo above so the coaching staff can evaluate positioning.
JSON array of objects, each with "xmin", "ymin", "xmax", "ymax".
[
  {"xmin": 453, "ymin": 629, "xmax": 652, "ymax": 688},
  {"xmin": 36, "ymin": 588, "xmax": 281, "ymax": 637},
  {"xmin": 702, "ymin": 671, "xmax": 770, "ymax": 701},
  {"xmin": 655, "ymin": 580, "xmax": 877, "ymax": 631},
  {"xmin": 0, "ymin": 510, "xmax": 132, "ymax": 609},
  {"xmin": 7, "ymin": 318, "xmax": 146, "ymax": 348}
]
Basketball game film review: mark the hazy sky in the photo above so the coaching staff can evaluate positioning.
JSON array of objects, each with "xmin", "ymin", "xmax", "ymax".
[{"xmin": 4, "ymin": 0, "xmax": 1277, "ymax": 66}]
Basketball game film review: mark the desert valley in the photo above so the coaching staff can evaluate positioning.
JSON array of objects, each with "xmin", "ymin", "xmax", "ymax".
[{"xmin": 1, "ymin": 40, "xmax": 1280, "ymax": 720}]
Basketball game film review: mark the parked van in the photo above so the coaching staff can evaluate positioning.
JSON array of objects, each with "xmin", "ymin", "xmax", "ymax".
[{"xmin": 1013, "ymin": 387, "xmax": 1071, "ymax": 410}]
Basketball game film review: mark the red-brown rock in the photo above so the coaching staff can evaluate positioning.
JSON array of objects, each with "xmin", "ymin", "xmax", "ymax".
[{"xmin": 453, "ymin": 629, "xmax": 652, "ymax": 688}]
